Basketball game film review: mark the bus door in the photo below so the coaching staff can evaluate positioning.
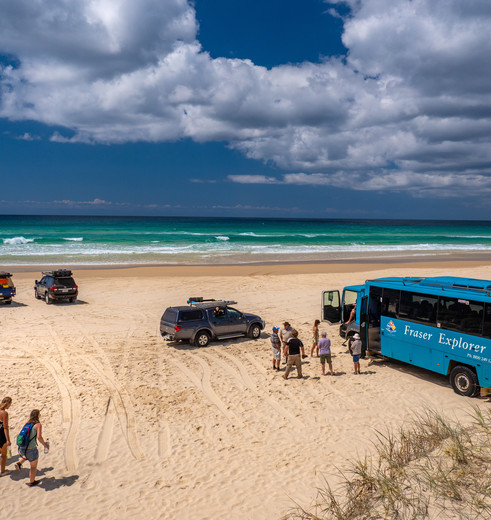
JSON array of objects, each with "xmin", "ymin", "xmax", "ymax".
[
  {"xmin": 367, "ymin": 286, "xmax": 382, "ymax": 352},
  {"xmin": 360, "ymin": 295, "xmax": 369, "ymax": 353},
  {"xmin": 321, "ymin": 290, "xmax": 341, "ymax": 324}
]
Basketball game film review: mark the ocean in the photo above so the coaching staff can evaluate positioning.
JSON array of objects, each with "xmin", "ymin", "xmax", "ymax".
[{"xmin": 1, "ymin": 215, "xmax": 491, "ymax": 266}]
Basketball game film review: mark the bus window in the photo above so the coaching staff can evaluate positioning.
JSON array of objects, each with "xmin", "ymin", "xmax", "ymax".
[
  {"xmin": 399, "ymin": 291, "xmax": 437, "ymax": 324},
  {"xmin": 437, "ymin": 296, "xmax": 483, "ymax": 335},
  {"xmin": 342, "ymin": 290, "xmax": 358, "ymax": 323},
  {"xmin": 483, "ymin": 304, "xmax": 491, "ymax": 339},
  {"xmin": 381, "ymin": 288, "xmax": 399, "ymax": 318}
]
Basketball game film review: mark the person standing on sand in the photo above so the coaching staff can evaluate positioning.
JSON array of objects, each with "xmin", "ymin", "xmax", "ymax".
[
  {"xmin": 271, "ymin": 326, "xmax": 282, "ymax": 371},
  {"xmin": 351, "ymin": 333, "xmax": 362, "ymax": 375},
  {"xmin": 318, "ymin": 332, "xmax": 334, "ymax": 376},
  {"xmin": 279, "ymin": 322, "xmax": 292, "ymax": 364},
  {"xmin": 0, "ymin": 397, "xmax": 12, "ymax": 476},
  {"xmin": 15, "ymin": 409, "xmax": 49, "ymax": 487},
  {"xmin": 310, "ymin": 319, "xmax": 320, "ymax": 357},
  {"xmin": 282, "ymin": 330, "xmax": 306, "ymax": 380}
]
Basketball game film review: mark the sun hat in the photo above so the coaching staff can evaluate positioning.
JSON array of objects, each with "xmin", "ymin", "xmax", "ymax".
[{"xmin": 353, "ymin": 333, "xmax": 360, "ymax": 339}]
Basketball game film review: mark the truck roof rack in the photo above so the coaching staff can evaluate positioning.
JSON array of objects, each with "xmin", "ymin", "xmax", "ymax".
[
  {"xmin": 0, "ymin": 272, "xmax": 12, "ymax": 277},
  {"xmin": 42, "ymin": 269, "xmax": 73, "ymax": 277},
  {"xmin": 187, "ymin": 297, "xmax": 237, "ymax": 308}
]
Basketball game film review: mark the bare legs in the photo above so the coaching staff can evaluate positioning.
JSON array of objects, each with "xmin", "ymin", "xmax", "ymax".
[
  {"xmin": 310, "ymin": 343, "xmax": 319, "ymax": 357},
  {"xmin": 0, "ymin": 443, "xmax": 7, "ymax": 473}
]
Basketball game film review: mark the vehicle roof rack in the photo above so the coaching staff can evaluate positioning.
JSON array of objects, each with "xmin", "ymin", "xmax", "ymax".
[
  {"xmin": 187, "ymin": 297, "xmax": 237, "ymax": 308},
  {"xmin": 0, "ymin": 272, "xmax": 12, "ymax": 277},
  {"xmin": 42, "ymin": 269, "xmax": 73, "ymax": 277}
]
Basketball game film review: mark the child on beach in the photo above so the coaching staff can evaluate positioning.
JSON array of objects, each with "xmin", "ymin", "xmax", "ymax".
[
  {"xmin": 271, "ymin": 326, "xmax": 281, "ymax": 371},
  {"xmin": 318, "ymin": 332, "xmax": 334, "ymax": 376},
  {"xmin": 351, "ymin": 333, "xmax": 362, "ymax": 375}
]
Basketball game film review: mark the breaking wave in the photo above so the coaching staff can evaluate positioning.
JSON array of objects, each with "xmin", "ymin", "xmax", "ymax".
[{"xmin": 3, "ymin": 236, "xmax": 35, "ymax": 245}]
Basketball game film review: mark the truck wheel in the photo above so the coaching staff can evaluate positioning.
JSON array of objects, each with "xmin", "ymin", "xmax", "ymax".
[
  {"xmin": 248, "ymin": 323, "xmax": 261, "ymax": 339},
  {"xmin": 69, "ymin": 297, "xmax": 76, "ymax": 303},
  {"xmin": 34, "ymin": 289, "xmax": 40, "ymax": 300},
  {"xmin": 195, "ymin": 331, "xmax": 210, "ymax": 347},
  {"xmin": 45, "ymin": 292, "xmax": 52, "ymax": 305},
  {"xmin": 4, "ymin": 299, "xmax": 12, "ymax": 305},
  {"xmin": 449, "ymin": 366, "xmax": 479, "ymax": 397}
]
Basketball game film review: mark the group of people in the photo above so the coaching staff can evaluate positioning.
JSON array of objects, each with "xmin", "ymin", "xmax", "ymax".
[
  {"xmin": 270, "ymin": 319, "xmax": 363, "ymax": 379},
  {"xmin": 0, "ymin": 397, "xmax": 49, "ymax": 487}
]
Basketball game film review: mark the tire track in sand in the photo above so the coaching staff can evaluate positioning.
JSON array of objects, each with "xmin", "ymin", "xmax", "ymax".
[
  {"xmin": 203, "ymin": 350, "xmax": 303, "ymax": 428},
  {"xmin": 3, "ymin": 341, "xmax": 80, "ymax": 471},
  {"xmin": 171, "ymin": 355, "xmax": 239, "ymax": 425},
  {"xmin": 70, "ymin": 320, "xmax": 146, "ymax": 462},
  {"xmin": 94, "ymin": 397, "xmax": 116, "ymax": 463}
]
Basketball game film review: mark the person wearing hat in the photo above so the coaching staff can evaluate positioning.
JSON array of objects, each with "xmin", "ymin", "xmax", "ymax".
[
  {"xmin": 351, "ymin": 333, "xmax": 362, "ymax": 374},
  {"xmin": 279, "ymin": 322, "xmax": 293, "ymax": 364},
  {"xmin": 271, "ymin": 327, "xmax": 282, "ymax": 371}
]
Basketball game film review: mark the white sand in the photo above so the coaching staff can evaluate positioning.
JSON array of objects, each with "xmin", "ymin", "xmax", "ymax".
[{"xmin": 1, "ymin": 262, "xmax": 490, "ymax": 519}]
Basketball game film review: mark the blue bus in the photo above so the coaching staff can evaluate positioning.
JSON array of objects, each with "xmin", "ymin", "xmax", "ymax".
[{"xmin": 322, "ymin": 276, "xmax": 491, "ymax": 397}]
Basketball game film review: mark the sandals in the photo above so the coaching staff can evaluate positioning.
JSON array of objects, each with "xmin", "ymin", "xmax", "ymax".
[
  {"xmin": 27, "ymin": 480, "xmax": 40, "ymax": 487},
  {"xmin": 15, "ymin": 462, "xmax": 22, "ymax": 471}
]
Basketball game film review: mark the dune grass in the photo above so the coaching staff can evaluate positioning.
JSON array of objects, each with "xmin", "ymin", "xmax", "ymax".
[{"xmin": 286, "ymin": 407, "xmax": 491, "ymax": 520}]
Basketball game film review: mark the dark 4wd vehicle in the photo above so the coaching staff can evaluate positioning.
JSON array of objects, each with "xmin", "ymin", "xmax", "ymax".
[
  {"xmin": 160, "ymin": 298, "xmax": 265, "ymax": 347},
  {"xmin": 34, "ymin": 269, "xmax": 78, "ymax": 304},
  {"xmin": 0, "ymin": 272, "xmax": 16, "ymax": 305}
]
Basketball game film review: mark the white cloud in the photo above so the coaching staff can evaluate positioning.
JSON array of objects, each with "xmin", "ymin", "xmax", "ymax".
[
  {"xmin": 16, "ymin": 132, "xmax": 40, "ymax": 141},
  {"xmin": 1, "ymin": 0, "xmax": 491, "ymax": 197}
]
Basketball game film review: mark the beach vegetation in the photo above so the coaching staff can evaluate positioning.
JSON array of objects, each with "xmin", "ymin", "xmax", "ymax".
[{"xmin": 285, "ymin": 407, "xmax": 491, "ymax": 520}]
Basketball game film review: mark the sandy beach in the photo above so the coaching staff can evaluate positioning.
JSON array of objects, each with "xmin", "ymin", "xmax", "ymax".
[{"xmin": 1, "ymin": 259, "xmax": 490, "ymax": 519}]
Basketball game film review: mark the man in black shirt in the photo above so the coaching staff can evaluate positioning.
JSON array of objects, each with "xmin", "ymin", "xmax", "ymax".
[{"xmin": 282, "ymin": 329, "xmax": 306, "ymax": 379}]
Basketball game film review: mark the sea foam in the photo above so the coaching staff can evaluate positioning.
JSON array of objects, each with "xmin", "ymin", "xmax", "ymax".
[{"xmin": 3, "ymin": 236, "xmax": 35, "ymax": 245}]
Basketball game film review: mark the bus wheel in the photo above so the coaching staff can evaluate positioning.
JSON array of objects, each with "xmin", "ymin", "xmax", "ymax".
[{"xmin": 449, "ymin": 366, "xmax": 479, "ymax": 397}]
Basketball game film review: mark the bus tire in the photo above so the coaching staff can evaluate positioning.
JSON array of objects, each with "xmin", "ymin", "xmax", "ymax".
[{"xmin": 449, "ymin": 366, "xmax": 479, "ymax": 397}]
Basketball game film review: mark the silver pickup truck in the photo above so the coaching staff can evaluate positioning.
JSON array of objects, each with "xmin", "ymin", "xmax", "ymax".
[{"xmin": 160, "ymin": 298, "xmax": 265, "ymax": 347}]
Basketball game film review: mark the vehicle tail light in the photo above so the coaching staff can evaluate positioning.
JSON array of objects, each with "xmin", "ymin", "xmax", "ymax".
[
  {"xmin": 50, "ymin": 285, "xmax": 56, "ymax": 291},
  {"xmin": 175, "ymin": 325, "xmax": 181, "ymax": 332},
  {"xmin": 74, "ymin": 285, "xmax": 78, "ymax": 290}
]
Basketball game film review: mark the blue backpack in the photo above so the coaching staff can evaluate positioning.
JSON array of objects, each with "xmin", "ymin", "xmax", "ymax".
[{"xmin": 16, "ymin": 423, "xmax": 34, "ymax": 448}]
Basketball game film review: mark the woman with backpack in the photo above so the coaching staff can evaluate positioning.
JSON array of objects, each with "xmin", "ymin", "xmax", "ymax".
[
  {"xmin": 15, "ymin": 409, "xmax": 49, "ymax": 487},
  {"xmin": 0, "ymin": 396, "xmax": 12, "ymax": 476}
]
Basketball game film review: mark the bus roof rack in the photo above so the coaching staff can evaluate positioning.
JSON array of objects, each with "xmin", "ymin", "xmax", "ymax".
[
  {"xmin": 366, "ymin": 276, "xmax": 491, "ymax": 295},
  {"xmin": 42, "ymin": 269, "xmax": 73, "ymax": 277},
  {"xmin": 187, "ymin": 297, "xmax": 237, "ymax": 308}
]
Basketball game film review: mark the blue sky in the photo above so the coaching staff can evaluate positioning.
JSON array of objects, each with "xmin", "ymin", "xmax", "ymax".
[{"xmin": 0, "ymin": 0, "xmax": 490, "ymax": 219}]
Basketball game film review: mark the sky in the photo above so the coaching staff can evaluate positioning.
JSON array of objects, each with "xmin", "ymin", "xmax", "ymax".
[{"xmin": 0, "ymin": 0, "xmax": 490, "ymax": 219}]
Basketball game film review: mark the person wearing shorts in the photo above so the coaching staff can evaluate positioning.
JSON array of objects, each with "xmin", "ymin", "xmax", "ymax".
[
  {"xmin": 271, "ymin": 326, "xmax": 281, "ymax": 371},
  {"xmin": 318, "ymin": 331, "xmax": 333, "ymax": 376},
  {"xmin": 16, "ymin": 409, "xmax": 49, "ymax": 487},
  {"xmin": 351, "ymin": 333, "xmax": 362, "ymax": 375},
  {"xmin": 279, "ymin": 322, "xmax": 293, "ymax": 364}
]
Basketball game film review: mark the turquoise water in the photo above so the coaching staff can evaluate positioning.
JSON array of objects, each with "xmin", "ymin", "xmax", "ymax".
[{"xmin": 1, "ymin": 215, "xmax": 491, "ymax": 265}]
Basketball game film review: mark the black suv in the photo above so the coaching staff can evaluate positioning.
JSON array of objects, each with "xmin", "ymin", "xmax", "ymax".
[
  {"xmin": 34, "ymin": 269, "xmax": 78, "ymax": 304},
  {"xmin": 160, "ymin": 298, "xmax": 265, "ymax": 347},
  {"xmin": 0, "ymin": 272, "xmax": 16, "ymax": 305}
]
